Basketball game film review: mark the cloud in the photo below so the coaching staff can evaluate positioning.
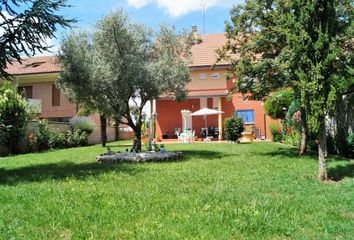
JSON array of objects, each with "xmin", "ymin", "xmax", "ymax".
[{"xmin": 127, "ymin": 0, "xmax": 232, "ymax": 17}]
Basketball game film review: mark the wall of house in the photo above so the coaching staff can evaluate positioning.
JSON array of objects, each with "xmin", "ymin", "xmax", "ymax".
[
  {"xmin": 29, "ymin": 81, "xmax": 77, "ymax": 119},
  {"xmin": 156, "ymin": 98, "xmax": 206, "ymax": 138},
  {"xmin": 187, "ymin": 69, "xmax": 227, "ymax": 91},
  {"xmin": 156, "ymin": 93, "xmax": 278, "ymax": 140},
  {"xmin": 14, "ymin": 73, "xmax": 76, "ymax": 120}
]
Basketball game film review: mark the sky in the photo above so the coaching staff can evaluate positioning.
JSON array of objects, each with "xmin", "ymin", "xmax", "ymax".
[
  {"xmin": 1, "ymin": 0, "xmax": 245, "ymax": 54},
  {"xmin": 62, "ymin": 0, "xmax": 244, "ymax": 33},
  {"xmin": 46, "ymin": 0, "xmax": 244, "ymax": 52}
]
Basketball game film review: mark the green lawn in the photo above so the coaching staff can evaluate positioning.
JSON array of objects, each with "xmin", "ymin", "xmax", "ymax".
[{"xmin": 0, "ymin": 142, "xmax": 354, "ymax": 239}]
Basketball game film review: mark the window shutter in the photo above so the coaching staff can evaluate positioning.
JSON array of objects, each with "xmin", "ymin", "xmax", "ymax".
[
  {"xmin": 18, "ymin": 86, "xmax": 33, "ymax": 99},
  {"xmin": 52, "ymin": 84, "xmax": 60, "ymax": 106}
]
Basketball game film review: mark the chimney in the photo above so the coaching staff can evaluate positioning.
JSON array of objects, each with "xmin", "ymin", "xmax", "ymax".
[
  {"xmin": 192, "ymin": 26, "xmax": 198, "ymax": 34},
  {"xmin": 191, "ymin": 26, "xmax": 200, "ymax": 45}
]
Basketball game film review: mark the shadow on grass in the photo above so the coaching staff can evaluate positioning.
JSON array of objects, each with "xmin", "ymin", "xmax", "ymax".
[
  {"xmin": 106, "ymin": 144, "xmax": 133, "ymax": 148},
  {"xmin": 0, "ymin": 161, "xmax": 143, "ymax": 186},
  {"xmin": 250, "ymin": 147, "xmax": 310, "ymax": 160},
  {"xmin": 328, "ymin": 163, "xmax": 354, "ymax": 181},
  {"xmin": 180, "ymin": 150, "xmax": 236, "ymax": 161}
]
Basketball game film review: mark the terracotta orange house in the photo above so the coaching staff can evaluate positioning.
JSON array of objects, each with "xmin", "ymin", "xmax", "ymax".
[{"xmin": 154, "ymin": 32, "xmax": 276, "ymax": 140}]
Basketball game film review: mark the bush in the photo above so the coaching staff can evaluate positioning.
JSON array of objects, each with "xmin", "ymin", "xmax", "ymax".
[
  {"xmin": 264, "ymin": 89, "xmax": 294, "ymax": 120},
  {"xmin": 0, "ymin": 82, "xmax": 30, "ymax": 154},
  {"xmin": 282, "ymin": 127, "xmax": 301, "ymax": 147},
  {"xmin": 67, "ymin": 129, "xmax": 89, "ymax": 147},
  {"xmin": 269, "ymin": 123, "xmax": 283, "ymax": 142},
  {"xmin": 224, "ymin": 116, "xmax": 244, "ymax": 142},
  {"xmin": 347, "ymin": 133, "xmax": 354, "ymax": 159},
  {"xmin": 30, "ymin": 120, "xmax": 89, "ymax": 152},
  {"xmin": 70, "ymin": 116, "xmax": 95, "ymax": 135},
  {"xmin": 30, "ymin": 120, "xmax": 53, "ymax": 151}
]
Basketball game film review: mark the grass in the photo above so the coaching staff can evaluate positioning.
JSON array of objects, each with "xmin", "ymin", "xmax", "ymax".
[{"xmin": 0, "ymin": 142, "xmax": 354, "ymax": 239}]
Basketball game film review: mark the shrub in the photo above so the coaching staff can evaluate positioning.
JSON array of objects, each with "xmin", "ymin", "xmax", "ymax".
[
  {"xmin": 0, "ymin": 82, "xmax": 30, "ymax": 154},
  {"xmin": 264, "ymin": 89, "xmax": 294, "ymax": 120},
  {"xmin": 70, "ymin": 116, "xmax": 95, "ymax": 135},
  {"xmin": 224, "ymin": 116, "xmax": 244, "ymax": 142},
  {"xmin": 31, "ymin": 120, "xmax": 53, "ymax": 151},
  {"xmin": 269, "ymin": 123, "xmax": 283, "ymax": 142},
  {"xmin": 345, "ymin": 133, "xmax": 354, "ymax": 159},
  {"xmin": 30, "ymin": 121, "xmax": 89, "ymax": 152},
  {"xmin": 282, "ymin": 127, "xmax": 301, "ymax": 147},
  {"xmin": 67, "ymin": 129, "xmax": 89, "ymax": 147}
]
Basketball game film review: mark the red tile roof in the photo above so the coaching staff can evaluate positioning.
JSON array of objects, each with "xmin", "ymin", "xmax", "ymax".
[
  {"xmin": 160, "ymin": 88, "xmax": 228, "ymax": 99},
  {"xmin": 187, "ymin": 88, "xmax": 228, "ymax": 97},
  {"xmin": 5, "ymin": 33, "xmax": 230, "ymax": 75},
  {"xmin": 190, "ymin": 33, "xmax": 230, "ymax": 67},
  {"xmin": 5, "ymin": 56, "xmax": 60, "ymax": 76}
]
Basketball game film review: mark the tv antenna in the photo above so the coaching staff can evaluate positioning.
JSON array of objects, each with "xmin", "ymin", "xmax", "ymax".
[{"xmin": 201, "ymin": 1, "xmax": 206, "ymax": 34}]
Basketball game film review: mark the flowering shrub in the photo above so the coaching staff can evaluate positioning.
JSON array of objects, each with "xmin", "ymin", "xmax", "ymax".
[
  {"xmin": 269, "ymin": 123, "xmax": 283, "ymax": 142},
  {"xmin": 0, "ymin": 82, "xmax": 30, "ymax": 154},
  {"xmin": 70, "ymin": 116, "xmax": 95, "ymax": 135},
  {"xmin": 29, "ymin": 120, "xmax": 89, "ymax": 152}
]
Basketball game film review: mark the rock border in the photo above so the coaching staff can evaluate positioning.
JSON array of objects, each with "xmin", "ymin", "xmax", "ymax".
[{"xmin": 96, "ymin": 151, "xmax": 183, "ymax": 163}]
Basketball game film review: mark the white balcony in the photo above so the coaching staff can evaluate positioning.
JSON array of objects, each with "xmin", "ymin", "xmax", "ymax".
[{"xmin": 27, "ymin": 99, "xmax": 42, "ymax": 113}]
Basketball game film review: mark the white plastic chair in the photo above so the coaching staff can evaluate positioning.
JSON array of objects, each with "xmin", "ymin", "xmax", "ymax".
[
  {"xmin": 176, "ymin": 131, "xmax": 182, "ymax": 143},
  {"xmin": 191, "ymin": 130, "xmax": 195, "ymax": 143}
]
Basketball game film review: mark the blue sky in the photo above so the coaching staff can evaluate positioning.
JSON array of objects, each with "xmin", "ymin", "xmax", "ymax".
[{"xmin": 58, "ymin": 0, "xmax": 244, "ymax": 36}]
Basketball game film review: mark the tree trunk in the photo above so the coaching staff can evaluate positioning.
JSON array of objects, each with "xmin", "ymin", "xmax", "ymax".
[
  {"xmin": 132, "ymin": 128, "xmax": 142, "ymax": 152},
  {"xmin": 299, "ymin": 108, "xmax": 308, "ymax": 156},
  {"xmin": 114, "ymin": 123, "xmax": 119, "ymax": 141},
  {"xmin": 100, "ymin": 115, "xmax": 107, "ymax": 147},
  {"xmin": 318, "ymin": 122, "xmax": 328, "ymax": 181}
]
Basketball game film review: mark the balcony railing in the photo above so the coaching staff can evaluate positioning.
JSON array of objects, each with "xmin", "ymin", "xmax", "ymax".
[{"xmin": 27, "ymin": 99, "xmax": 42, "ymax": 113}]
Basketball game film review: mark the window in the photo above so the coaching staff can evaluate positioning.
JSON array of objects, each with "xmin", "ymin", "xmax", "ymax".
[
  {"xmin": 52, "ymin": 84, "xmax": 60, "ymax": 106},
  {"xmin": 212, "ymin": 97, "xmax": 218, "ymax": 109},
  {"xmin": 200, "ymin": 98, "xmax": 207, "ymax": 108},
  {"xmin": 18, "ymin": 86, "xmax": 33, "ymax": 99},
  {"xmin": 199, "ymin": 73, "xmax": 207, "ymax": 80},
  {"xmin": 211, "ymin": 73, "xmax": 220, "ymax": 79},
  {"xmin": 235, "ymin": 110, "xmax": 255, "ymax": 124}
]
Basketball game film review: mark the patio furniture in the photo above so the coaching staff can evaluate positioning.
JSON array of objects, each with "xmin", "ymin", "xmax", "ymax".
[
  {"xmin": 179, "ymin": 130, "xmax": 194, "ymax": 143},
  {"xmin": 190, "ymin": 108, "xmax": 224, "ymax": 140}
]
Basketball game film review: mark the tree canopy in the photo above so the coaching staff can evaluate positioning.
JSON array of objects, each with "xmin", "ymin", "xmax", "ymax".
[
  {"xmin": 264, "ymin": 89, "xmax": 294, "ymax": 120},
  {"xmin": 219, "ymin": 0, "xmax": 354, "ymax": 180},
  {"xmin": 57, "ymin": 10, "xmax": 193, "ymax": 151},
  {"xmin": 0, "ymin": 0, "xmax": 74, "ymax": 78}
]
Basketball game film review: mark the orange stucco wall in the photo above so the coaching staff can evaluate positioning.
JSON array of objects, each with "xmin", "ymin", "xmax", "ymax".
[
  {"xmin": 156, "ymin": 95, "xmax": 276, "ymax": 139},
  {"xmin": 156, "ymin": 68, "xmax": 279, "ymax": 140},
  {"xmin": 187, "ymin": 69, "xmax": 227, "ymax": 90}
]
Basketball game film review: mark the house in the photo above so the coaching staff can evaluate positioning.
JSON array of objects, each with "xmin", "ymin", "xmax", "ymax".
[
  {"xmin": 154, "ymin": 30, "xmax": 278, "ymax": 140},
  {"xmin": 2, "ymin": 56, "xmax": 133, "ymax": 143},
  {"xmin": 2, "ymin": 30, "xmax": 276, "ymax": 142}
]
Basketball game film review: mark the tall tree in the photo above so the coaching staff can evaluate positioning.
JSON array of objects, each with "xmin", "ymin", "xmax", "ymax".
[
  {"xmin": 58, "ymin": 10, "xmax": 192, "ymax": 151},
  {"xmin": 218, "ymin": 0, "xmax": 311, "ymax": 155},
  {"xmin": 93, "ymin": 11, "xmax": 193, "ymax": 152},
  {"xmin": 0, "ymin": 0, "xmax": 74, "ymax": 78},
  {"xmin": 57, "ymin": 31, "xmax": 113, "ymax": 147},
  {"xmin": 219, "ymin": 0, "xmax": 353, "ymax": 180}
]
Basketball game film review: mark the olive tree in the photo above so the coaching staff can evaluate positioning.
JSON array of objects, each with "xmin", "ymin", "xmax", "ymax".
[{"xmin": 58, "ymin": 10, "xmax": 193, "ymax": 151}]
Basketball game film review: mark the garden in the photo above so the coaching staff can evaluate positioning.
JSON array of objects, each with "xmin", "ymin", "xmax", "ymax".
[
  {"xmin": 0, "ymin": 82, "xmax": 96, "ymax": 157},
  {"xmin": 1, "ymin": 141, "xmax": 354, "ymax": 239}
]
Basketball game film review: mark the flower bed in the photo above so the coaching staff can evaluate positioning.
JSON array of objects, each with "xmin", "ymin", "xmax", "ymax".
[{"xmin": 96, "ymin": 151, "xmax": 183, "ymax": 163}]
